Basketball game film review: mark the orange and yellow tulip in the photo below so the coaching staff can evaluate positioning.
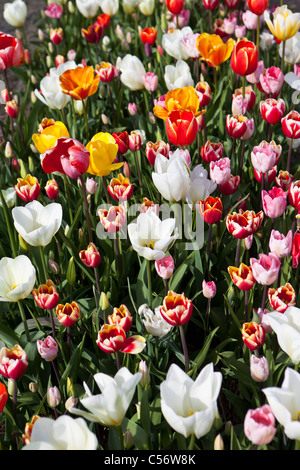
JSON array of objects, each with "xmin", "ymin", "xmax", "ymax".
[
  {"xmin": 59, "ymin": 65, "xmax": 100, "ymax": 101},
  {"xmin": 196, "ymin": 33, "xmax": 234, "ymax": 68},
  {"xmin": 32, "ymin": 120, "xmax": 69, "ymax": 154},
  {"xmin": 153, "ymin": 86, "xmax": 204, "ymax": 121}
]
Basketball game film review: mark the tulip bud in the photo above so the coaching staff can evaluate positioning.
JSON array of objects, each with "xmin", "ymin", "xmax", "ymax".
[
  {"xmin": 49, "ymin": 259, "xmax": 60, "ymax": 274},
  {"xmin": 47, "ymin": 386, "xmax": 61, "ymax": 407},
  {"xmin": 5, "ymin": 100, "xmax": 19, "ymax": 119},
  {"xmin": 139, "ymin": 360, "xmax": 150, "ymax": 388},
  {"xmin": 46, "ymin": 55, "xmax": 52, "ymax": 68},
  {"xmin": 66, "ymin": 257, "xmax": 76, "ymax": 285},
  {"xmin": 250, "ymin": 355, "xmax": 270, "ymax": 382},
  {"xmin": 45, "ymin": 179, "xmax": 59, "ymax": 200},
  {"xmin": 86, "ymin": 177, "xmax": 98, "ymax": 195},
  {"xmin": 68, "ymin": 1, "xmax": 75, "ymax": 13},
  {"xmin": 29, "ymin": 382, "xmax": 39, "ymax": 393},
  {"xmin": 7, "ymin": 378, "xmax": 14, "ymax": 396},
  {"xmin": 65, "ymin": 396, "xmax": 78, "ymax": 410},
  {"xmin": 66, "ymin": 377, "xmax": 75, "ymax": 397},
  {"xmin": 214, "ymin": 434, "xmax": 224, "ymax": 450},
  {"xmin": 5, "ymin": 142, "xmax": 13, "ymax": 158},
  {"xmin": 99, "ymin": 292, "xmax": 110, "ymax": 311},
  {"xmin": 124, "ymin": 430, "xmax": 134, "ymax": 450},
  {"xmin": 18, "ymin": 233, "xmax": 29, "ymax": 251},
  {"xmin": 128, "ymin": 103, "xmax": 137, "ymax": 116},
  {"xmin": 202, "ymin": 280, "xmax": 217, "ymax": 298}
]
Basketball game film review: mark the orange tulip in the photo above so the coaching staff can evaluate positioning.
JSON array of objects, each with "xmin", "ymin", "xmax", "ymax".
[
  {"xmin": 153, "ymin": 86, "xmax": 204, "ymax": 121},
  {"xmin": 228, "ymin": 263, "xmax": 256, "ymax": 291},
  {"xmin": 59, "ymin": 65, "xmax": 100, "ymax": 101},
  {"xmin": 166, "ymin": 109, "xmax": 198, "ymax": 146},
  {"xmin": 196, "ymin": 33, "xmax": 234, "ymax": 67}
]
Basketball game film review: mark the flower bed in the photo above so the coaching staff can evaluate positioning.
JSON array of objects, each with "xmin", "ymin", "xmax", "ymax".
[{"xmin": 0, "ymin": 0, "xmax": 300, "ymax": 451}]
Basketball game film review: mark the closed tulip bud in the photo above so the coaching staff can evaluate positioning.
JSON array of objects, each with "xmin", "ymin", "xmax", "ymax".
[
  {"xmin": 139, "ymin": 360, "xmax": 150, "ymax": 388},
  {"xmin": 86, "ymin": 177, "xmax": 98, "ymax": 195},
  {"xmin": 199, "ymin": 196, "xmax": 223, "ymax": 224},
  {"xmin": 49, "ymin": 259, "xmax": 60, "ymax": 275},
  {"xmin": 29, "ymin": 382, "xmax": 38, "ymax": 393},
  {"xmin": 101, "ymin": 113, "xmax": 110, "ymax": 125},
  {"xmin": 18, "ymin": 234, "xmax": 29, "ymax": 251},
  {"xmin": 37, "ymin": 335, "xmax": 58, "ymax": 361},
  {"xmin": 46, "ymin": 55, "xmax": 52, "ymax": 68},
  {"xmin": 99, "ymin": 292, "xmax": 110, "ymax": 311},
  {"xmin": 0, "ymin": 345, "xmax": 28, "ymax": 380},
  {"xmin": 68, "ymin": 1, "xmax": 75, "ymax": 13},
  {"xmin": 124, "ymin": 430, "xmax": 134, "ymax": 449},
  {"xmin": 214, "ymin": 434, "xmax": 224, "ymax": 450},
  {"xmin": 47, "ymin": 386, "xmax": 61, "ymax": 408},
  {"xmin": 5, "ymin": 100, "xmax": 19, "ymax": 119},
  {"xmin": 202, "ymin": 280, "xmax": 217, "ymax": 298},
  {"xmin": 155, "ymin": 255, "xmax": 175, "ymax": 280},
  {"xmin": 123, "ymin": 161, "xmax": 131, "ymax": 179},
  {"xmin": 79, "ymin": 242, "xmax": 101, "ymax": 268},
  {"xmin": 45, "ymin": 179, "xmax": 59, "ymax": 200},
  {"xmin": 66, "ymin": 377, "xmax": 75, "ymax": 398},
  {"xmin": 128, "ymin": 103, "xmax": 137, "ymax": 116},
  {"xmin": 250, "ymin": 355, "xmax": 270, "ymax": 382},
  {"xmin": 5, "ymin": 142, "xmax": 12, "ymax": 158},
  {"xmin": 244, "ymin": 405, "xmax": 276, "ymax": 446},
  {"xmin": 231, "ymin": 40, "xmax": 258, "ymax": 76},
  {"xmin": 50, "ymin": 27, "xmax": 64, "ymax": 45},
  {"xmin": 66, "ymin": 257, "xmax": 76, "ymax": 286}
]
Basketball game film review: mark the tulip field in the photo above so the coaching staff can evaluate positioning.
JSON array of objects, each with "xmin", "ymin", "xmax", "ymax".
[{"xmin": 1, "ymin": 0, "xmax": 300, "ymax": 453}]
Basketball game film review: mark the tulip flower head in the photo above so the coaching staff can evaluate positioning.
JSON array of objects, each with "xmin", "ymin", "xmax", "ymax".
[
  {"xmin": 112, "ymin": 131, "xmax": 129, "ymax": 156},
  {"xmin": 95, "ymin": 61, "xmax": 117, "ymax": 82},
  {"xmin": 251, "ymin": 140, "xmax": 281, "ymax": 174},
  {"xmin": 82, "ymin": 23, "xmax": 104, "ymax": 43},
  {"xmin": 138, "ymin": 304, "xmax": 172, "ymax": 337},
  {"xmin": 269, "ymin": 229, "xmax": 292, "ymax": 258},
  {"xmin": 247, "ymin": 0, "xmax": 269, "ymax": 16},
  {"xmin": 264, "ymin": 6, "xmax": 300, "ymax": 42},
  {"xmin": 244, "ymin": 404, "xmax": 276, "ymax": 445},
  {"xmin": 37, "ymin": 336, "xmax": 58, "ymax": 362},
  {"xmin": 250, "ymin": 355, "xmax": 270, "ymax": 383},
  {"xmin": 160, "ymin": 290, "xmax": 193, "ymax": 326},
  {"xmin": 107, "ymin": 305, "xmax": 133, "ymax": 332},
  {"xmin": 292, "ymin": 228, "xmax": 300, "ymax": 268},
  {"xmin": 282, "ymin": 110, "xmax": 300, "ymax": 140},
  {"xmin": 59, "ymin": 65, "xmax": 100, "ymax": 100},
  {"xmin": 69, "ymin": 367, "xmax": 142, "ymax": 427},
  {"xmin": 260, "ymin": 98, "xmax": 286, "ymax": 125},
  {"xmin": 165, "ymin": 0, "xmax": 184, "ymax": 15},
  {"xmin": 231, "ymin": 40, "xmax": 258, "ymax": 76},
  {"xmin": 155, "ymin": 255, "xmax": 175, "ymax": 280},
  {"xmin": 0, "ymin": 344, "xmax": 28, "ymax": 379},
  {"xmin": 268, "ymin": 283, "xmax": 296, "ymax": 313},
  {"xmin": 15, "ymin": 174, "xmax": 40, "ymax": 203},
  {"xmin": 262, "ymin": 187, "xmax": 287, "ymax": 219},
  {"xmin": 202, "ymin": 280, "xmax": 217, "ymax": 298},
  {"xmin": 242, "ymin": 322, "xmax": 265, "ymax": 351},
  {"xmin": 250, "ymin": 252, "xmax": 281, "ymax": 285},
  {"xmin": 32, "ymin": 280, "xmax": 59, "ymax": 310},
  {"xmin": 107, "ymin": 173, "xmax": 134, "ymax": 202},
  {"xmin": 98, "ymin": 205, "xmax": 126, "ymax": 233},
  {"xmin": 160, "ymin": 363, "xmax": 222, "ymax": 438},
  {"xmin": 260, "ymin": 66, "xmax": 284, "ymax": 96},
  {"xmin": 3, "ymin": 0, "xmax": 27, "ymax": 28},
  {"xmin": 96, "ymin": 323, "xmax": 146, "ymax": 354},
  {"xmin": 201, "ymin": 140, "xmax": 223, "ymax": 163},
  {"xmin": 140, "ymin": 27, "xmax": 157, "ymax": 45},
  {"xmin": 56, "ymin": 301, "xmax": 80, "ymax": 327},
  {"xmin": 275, "ymin": 170, "xmax": 293, "ymax": 191},
  {"xmin": 226, "ymin": 209, "xmax": 264, "ymax": 239},
  {"xmin": 45, "ymin": 179, "xmax": 60, "ymax": 200},
  {"xmin": 0, "ymin": 255, "xmax": 36, "ymax": 302},
  {"xmin": 32, "ymin": 120, "xmax": 70, "ymax": 155},
  {"xmin": 199, "ymin": 196, "xmax": 223, "ymax": 224},
  {"xmin": 228, "ymin": 263, "xmax": 256, "ymax": 291},
  {"xmin": 87, "ymin": 132, "xmax": 123, "ymax": 177},
  {"xmin": 79, "ymin": 242, "xmax": 101, "ymax": 267},
  {"xmin": 196, "ymin": 33, "xmax": 234, "ymax": 68}
]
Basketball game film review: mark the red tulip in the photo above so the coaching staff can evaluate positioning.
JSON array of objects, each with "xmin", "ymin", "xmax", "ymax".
[
  {"xmin": 201, "ymin": 140, "xmax": 223, "ymax": 163},
  {"xmin": 112, "ymin": 131, "xmax": 129, "ymax": 155},
  {"xmin": 260, "ymin": 98, "xmax": 285, "ymax": 125},
  {"xmin": 288, "ymin": 180, "xmax": 300, "ymax": 211},
  {"xmin": 160, "ymin": 290, "xmax": 193, "ymax": 326},
  {"xmin": 0, "ymin": 383, "xmax": 8, "ymax": 413},
  {"xmin": 0, "ymin": 32, "xmax": 23, "ymax": 71},
  {"xmin": 107, "ymin": 305, "xmax": 133, "ymax": 333},
  {"xmin": 79, "ymin": 242, "xmax": 101, "ymax": 268},
  {"xmin": 228, "ymin": 263, "xmax": 256, "ymax": 291},
  {"xmin": 268, "ymin": 283, "xmax": 296, "ymax": 313},
  {"xmin": 140, "ymin": 27, "xmax": 157, "ymax": 45},
  {"xmin": 32, "ymin": 280, "xmax": 59, "ymax": 310},
  {"xmin": 165, "ymin": 0, "xmax": 184, "ymax": 14},
  {"xmin": 292, "ymin": 225, "xmax": 300, "ymax": 268},
  {"xmin": 199, "ymin": 196, "xmax": 223, "ymax": 224},
  {"xmin": 247, "ymin": 0, "xmax": 269, "ymax": 16},
  {"xmin": 226, "ymin": 209, "xmax": 264, "ymax": 239},
  {"xmin": 56, "ymin": 302, "xmax": 80, "ymax": 327},
  {"xmin": 166, "ymin": 109, "xmax": 198, "ymax": 147},
  {"xmin": 242, "ymin": 322, "xmax": 265, "ymax": 351},
  {"xmin": 231, "ymin": 40, "xmax": 258, "ymax": 76},
  {"xmin": 281, "ymin": 110, "xmax": 300, "ymax": 139}
]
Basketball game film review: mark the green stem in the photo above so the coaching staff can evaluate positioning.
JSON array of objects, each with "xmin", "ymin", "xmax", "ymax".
[
  {"xmin": 281, "ymin": 41, "xmax": 286, "ymax": 74},
  {"xmin": 17, "ymin": 301, "xmax": 30, "ymax": 342},
  {"xmin": 256, "ymin": 15, "xmax": 260, "ymax": 52},
  {"xmin": 116, "ymin": 424, "xmax": 124, "ymax": 450},
  {"xmin": 179, "ymin": 325, "xmax": 189, "ymax": 373},
  {"xmin": 63, "ymin": 174, "xmax": 74, "ymax": 225},
  {"xmin": 39, "ymin": 246, "xmax": 48, "ymax": 282},
  {"xmin": 188, "ymin": 433, "xmax": 196, "ymax": 450},
  {"xmin": 147, "ymin": 260, "xmax": 152, "ymax": 308},
  {"xmin": 82, "ymin": 99, "xmax": 89, "ymax": 143},
  {"xmin": 0, "ymin": 190, "xmax": 17, "ymax": 257}
]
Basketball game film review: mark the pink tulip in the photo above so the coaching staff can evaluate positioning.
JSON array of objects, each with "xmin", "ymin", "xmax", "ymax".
[
  {"xmin": 0, "ymin": 345, "xmax": 28, "ymax": 380},
  {"xmin": 241, "ymin": 117, "xmax": 255, "ymax": 140},
  {"xmin": 260, "ymin": 66, "xmax": 284, "ymax": 97},
  {"xmin": 202, "ymin": 280, "xmax": 217, "ymax": 299},
  {"xmin": 155, "ymin": 255, "xmax": 175, "ymax": 280},
  {"xmin": 210, "ymin": 157, "xmax": 231, "ymax": 185},
  {"xmin": 45, "ymin": 2, "xmax": 63, "ymax": 18},
  {"xmin": 37, "ymin": 336, "xmax": 58, "ymax": 362},
  {"xmin": 269, "ymin": 229, "xmax": 292, "ymax": 258},
  {"xmin": 235, "ymin": 25, "xmax": 246, "ymax": 38},
  {"xmin": 250, "ymin": 252, "xmax": 281, "ymax": 285},
  {"xmin": 251, "ymin": 141, "xmax": 279, "ymax": 174},
  {"xmin": 244, "ymin": 405, "xmax": 276, "ymax": 445},
  {"xmin": 262, "ymin": 187, "xmax": 287, "ymax": 218},
  {"xmin": 143, "ymin": 72, "xmax": 158, "ymax": 92},
  {"xmin": 98, "ymin": 205, "xmax": 126, "ymax": 233},
  {"xmin": 260, "ymin": 98, "xmax": 285, "ymax": 125},
  {"xmin": 253, "ymin": 167, "xmax": 277, "ymax": 185},
  {"xmin": 86, "ymin": 177, "xmax": 98, "ymax": 195},
  {"xmin": 242, "ymin": 10, "xmax": 263, "ymax": 30},
  {"xmin": 250, "ymin": 355, "xmax": 270, "ymax": 382},
  {"xmin": 257, "ymin": 307, "xmax": 273, "ymax": 333},
  {"xmin": 246, "ymin": 60, "xmax": 264, "ymax": 84}
]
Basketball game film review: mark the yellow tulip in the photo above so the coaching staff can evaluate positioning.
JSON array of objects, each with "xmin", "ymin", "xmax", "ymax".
[
  {"xmin": 153, "ymin": 86, "xmax": 204, "ymax": 120},
  {"xmin": 264, "ymin": 5, "xmax": 300, "ymax": 41},
  {"xmin": 86, "ymin": 132, "xmax": 123, "ymax": 177},
  {"xmin": 196, "ymin": 33, "xmax": 234, "ymax": 68},
  {"xmin": 32, "ymin": 121, "xmax": 69, "ymax": 154}
]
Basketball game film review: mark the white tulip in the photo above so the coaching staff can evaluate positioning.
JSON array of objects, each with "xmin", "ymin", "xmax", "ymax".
[
  {"xmin": 138, "ymin": 304, "xmax": 172, "ymax": 338},
  {"xmin": 160, "ymin": 363, "xmax": 222, "ymax": 438},
  {"xmin": 3, "ymin": 0, "xmax": 27, "ymax": 28},
  {"xmin": 152, "ymin": 150, "xmax": 191, "ymax": 202},
  {"xmin": 162, "ymin": 27, "xmax": 194, "ymax": 61},
  {"xmin": 35, "ymin": 61, "xmax": 81, "ymax": 110},
  {"xmin": 76, "ymin": 0, "xmax": 100, "ymax": 17},
  {"xmin": 0, "ymin": 255, "xmax": 36, "ymax": 302},
  {"xmin": 119, "ymin": 54, "xmax": 146, "ymax": 90},
  {"xmin": 0, "ymin": 188, "xmax": 16, "ymax": 209},
  {"xmin": 139, "ymin": 0, "xmax": 154, "ymax": 16},
  {"xmin": 128, "ymin": 211, "xmax": 178, "ymax": 261},
  {"xmin": 22, "ymin": 415, "xmax": 98, "ymax": 450},
  {"xmin": 267, "ymin": 307, "xmax": 300, "ymax": 364},
  {"xmin": 98, "ymin": 0, "xmax": 119, "ymax": 16},
  {"xmin": 122, "ymin": 0, "xmax": 140, "ymax": 14},
  {"xmin": 12, "ymin": 200, "xmax": 63, "ymax": 247},
  {"xmin": 279, "ymin": 32, "xmax": 300, "ymax": 64},
  {"xmin": 186, "ymin": 164, "xmax": 217, "ymax": 208},
  {"xmin": 69, "ymin": 368, "xmax": 141, "ymax": 426},
  {"xmin": 263, "ymin": 367, "xmax": 300, "ymax": 441},
  {"xmin": 164, "ymin": 60, "xmax": 194, "ymax": 91}
]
